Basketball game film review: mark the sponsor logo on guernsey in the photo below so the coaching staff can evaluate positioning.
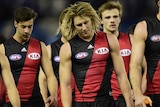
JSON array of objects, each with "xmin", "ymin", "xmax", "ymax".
[
  {"xmin": 95, "ymin": 47, "xmax": 109, "ymax": 54},
  {"xmin": 150, "ymin": 35, "xmax": 160, "ymax": 42},
  {"xmin": 54, "ymin": 56, "xmax": 60, "ymax": 62},
  {"xmin": 9, "ymin": 54, "xmax": 22, "ymax": 61},
  {"xmin": 75, "ymin": 52, "xmax": 88, "ymax": 59},
  {"xmin": 120, "ymin": 49, "xmax": 131, "ymax": 56},
  {"xmin": 28, "ymin": 52, "xmax": 41, "ymax": 60}
]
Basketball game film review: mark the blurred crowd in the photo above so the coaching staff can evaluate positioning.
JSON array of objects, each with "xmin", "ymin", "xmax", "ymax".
[{"xmin": 0, "ymin": 0, "xmax": 157, "ymax": 44}]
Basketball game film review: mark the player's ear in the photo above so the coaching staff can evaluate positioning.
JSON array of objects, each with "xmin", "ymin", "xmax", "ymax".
[{"xmin": 14, "ymin": 21, "xmax": 18, "ymax": 28}]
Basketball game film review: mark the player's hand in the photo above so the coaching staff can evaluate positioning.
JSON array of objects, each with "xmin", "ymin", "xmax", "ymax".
[
  {"xmin": 45, "ymin": 96, "xmax": 57, "ymax": 107},
  {"xmin": 134, "ymin": 95, "xmax": 152, "ymax": 107},
  {"xmin": 144, "ymin": 98, "xmax": 152, "ymax": 107}
]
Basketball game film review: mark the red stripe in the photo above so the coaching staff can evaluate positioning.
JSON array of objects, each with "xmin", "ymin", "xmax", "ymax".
[{"xmin": 17, "ymin": 38, "xmax": 41, "ymax": 101}]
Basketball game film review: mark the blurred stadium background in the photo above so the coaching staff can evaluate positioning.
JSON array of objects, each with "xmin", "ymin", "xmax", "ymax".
[{"xmin": 0, "ymin": 0, "xmax": 157, "ymax": 44}]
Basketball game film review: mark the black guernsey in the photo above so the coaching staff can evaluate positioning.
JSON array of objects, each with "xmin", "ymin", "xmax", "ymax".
[
  {"xmin": 3, "ymin": 37, "xmax": 43, "ymax": 103},
  {"xmin": 69, "ymin": 31, "xmax": 113, "ymax": 102}
]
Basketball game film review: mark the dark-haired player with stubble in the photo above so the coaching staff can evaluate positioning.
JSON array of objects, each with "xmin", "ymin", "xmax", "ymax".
[
  {"xmin": 129, "ymin": 0, "xmax": 160, "ymax": 106},
  {"xmin": 0, "ymin": 7, "xmax": 58, "ymax": 107}
]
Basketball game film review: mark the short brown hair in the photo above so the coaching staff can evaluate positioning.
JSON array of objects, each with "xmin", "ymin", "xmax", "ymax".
[
  {"xmin": 98, "ymin": 1, "xmax": 122, "ymax": 19},
  {"xmin": 14, "ymin": 7, "xmax": 38, "ymax": 23}
]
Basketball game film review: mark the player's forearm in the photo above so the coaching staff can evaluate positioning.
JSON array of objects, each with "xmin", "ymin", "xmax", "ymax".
[
  {"xmin": 141, "ymin": 76, "xmax": 147, "ymax": 94},
  {"xmin": 8, "ymin": 88, "xmax": 20, "ymax": 107},
  {"xmin": 118, "ymin": 75, "xmax": 133, "ymax": 107},
  {"xmin": 61, "ymin": 85, "xmax": 72, "ymax": 107},
  {"xmin": 39, "ymin": 80, "xmax": 48, "ymax": 102},
  {"xmin": 39, "ymin": 68, "xmax": 48, "ymax": 102},
  {"xmin": 47, "ymin": 75, "xmax": 58, "ymax": 98},
  {"xmin": 130, "ymin": 66, "xmax": 143, "ymax": 98}
]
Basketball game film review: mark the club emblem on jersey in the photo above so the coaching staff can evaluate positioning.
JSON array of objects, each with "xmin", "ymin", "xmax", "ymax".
[
  {"xmin": 28, "ymin": 52, "xmax": 41, "ymax": 60},
  {"xmin": 120, "ymin": 49, "xmax": 131, "ymax": 56},
  {"xmin": 87, "ymin": 44, "xmax": 94, "ymax": 49},
  {"xmin": 21, "ymin": 47, "xmax": 27, "ymax": 52},
  {"xmin": 150, "ymin": 35, "xmax": 160, "ymax": 42},
  {"xmin": 9, "ymin": 54, "xmax": 22, "ymax": 61},
  {"xmin": 75, "ymin": 52, "xmax": 88, "ymax": 59},
  {"xmin": 54, "ymin": 56, "xmax": 60, "ymax": 62},
  {"xmin": 95, "ymin": 47, "xmax": 109, "ymax": 54}
]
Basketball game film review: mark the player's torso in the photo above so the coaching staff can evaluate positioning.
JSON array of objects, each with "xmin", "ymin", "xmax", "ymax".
[
  {"xmin": 145, "ymin": 17, "xmax": 160, "ymax": 94},
  {"xmin": 70, "ymin": 32, "xmax": 113, "ymax": 102},
  {"xmin": 4, "ymin": 37, "xmax": 42, "ymax": 101}
]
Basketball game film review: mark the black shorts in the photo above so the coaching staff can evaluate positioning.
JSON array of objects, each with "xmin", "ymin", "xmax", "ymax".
[
  {"xmin": 3, "ymin": 101, "xmax": 45, "ymax": 107},
  {"xmin": 114, "ymin": 95, "xmax": 126, "ymax": 107},
  {"xmin": 148, "ymin": 94, "xmax": 160, "ymax": 107},
  {"xmin": 0, "ymin": 101, "xmax": 5, "ymax": 107},
  {"xmin": 72, "ymin": 96, "xmax": 115, "ymax": 107}
]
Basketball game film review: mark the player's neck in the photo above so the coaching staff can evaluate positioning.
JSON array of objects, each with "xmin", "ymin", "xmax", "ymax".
[
  {"xmin": 103, "ymin": 29, "xmax": 119, "ymax": 37},
  {"xmin": 61, "ymin": 37, "xmax": 67, "ymax": 43},
  {"xmin": 157, "ymin": 12, "xmax": 160, "ymax": 20},
  {"xmin": 13, "ymin": 34, "xmax": 29, "ymax": 45}
]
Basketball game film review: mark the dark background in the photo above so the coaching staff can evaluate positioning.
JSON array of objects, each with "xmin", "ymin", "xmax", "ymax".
[{"xmin": 0, "ymin": 0, "xmax": 157, "ymax": 44}]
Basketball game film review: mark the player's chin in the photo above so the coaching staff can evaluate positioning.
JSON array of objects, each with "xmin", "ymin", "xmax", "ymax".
[{"xmin": 23, "ymin": 35, "xmax": 30, "ymax": 39}]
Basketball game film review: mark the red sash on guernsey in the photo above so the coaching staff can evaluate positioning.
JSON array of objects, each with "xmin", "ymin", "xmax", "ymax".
[{"xmin": 6, "ymin": 38, "xmax": 41, "ymax": 102}]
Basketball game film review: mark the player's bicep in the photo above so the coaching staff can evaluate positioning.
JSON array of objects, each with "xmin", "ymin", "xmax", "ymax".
[
  {"xmin": 59, "ymin": 43, "xmax": 72, "ymax": 87},
  {"xmin": 131, "ymin": 21, "xmax": 147, "ymax": 66}
]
